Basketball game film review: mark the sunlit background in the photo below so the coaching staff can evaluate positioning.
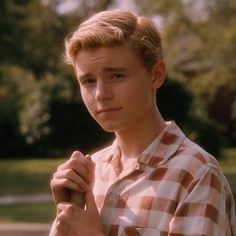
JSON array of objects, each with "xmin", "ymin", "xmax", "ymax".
[{"xmin": 0, "ymin": 0, "xmax": 235, "ymax": 235}]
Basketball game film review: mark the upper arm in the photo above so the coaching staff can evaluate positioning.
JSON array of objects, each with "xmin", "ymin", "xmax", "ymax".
[{"xmin": 169, "ymin": 166, "xmax": 235, "ymax": 235}]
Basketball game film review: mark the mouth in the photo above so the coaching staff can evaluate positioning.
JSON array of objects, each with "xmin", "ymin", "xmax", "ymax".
[{"xmin": 97, "ymin": 107, "xmax": 122, "ymax": 114}]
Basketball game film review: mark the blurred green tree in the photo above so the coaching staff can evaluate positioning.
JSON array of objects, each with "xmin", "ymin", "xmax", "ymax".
[
  {"xmin": 0, "ymin": 0, "xmax": 113, "ymax": 157},
  {"xmin": 0, "ymin": 65, "xmax": 35, "ymax": 156},
  {"xmin": 0, "ymin": 0, "xmax": 235, "ymax": 157},
  {"xmin": 19, "ymin": 70, "xmax": 113, "ymax": 156},
  {"xmin": 0, "ymin": 0, "xmax": 80, "ymax": 77},
  {"xmin": 137, "ymin": 0, "xmax": 236, "ymax": 147},
  {"xmin": 157, "ymin": 76, "xmax": 223, "ymax": 157}
]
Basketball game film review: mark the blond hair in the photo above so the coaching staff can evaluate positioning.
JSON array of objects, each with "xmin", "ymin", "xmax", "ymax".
[{"xmin": 65, "ymin": 9, "xmax": 163, "ymax": 70}]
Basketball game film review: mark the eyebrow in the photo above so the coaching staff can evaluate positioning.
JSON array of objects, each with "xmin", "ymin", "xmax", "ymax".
[
  {"xmin": 78, "ymin": 67, "xmax": 128, "ymax": 81},
  {"xmin": 103, "ymin": 67, "xmax": 128, "ymax": 73}
]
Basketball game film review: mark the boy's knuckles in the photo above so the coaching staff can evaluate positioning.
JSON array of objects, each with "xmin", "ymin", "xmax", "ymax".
[
  {"xmin": 61, "ymin": 179, "xmax": 71, "ymax": 186},
  {"xmin": 66, "ymin": 204, "xmax": 76, "ymax": 214},
  {"xmin": 69, "ymin": 158, "xmax": 79, "ymax": 167},
  {"xmin": 59, "ymin": 204, "xmax": 78, "ymax": 217},
  {"xmin": 71, "ymin": 151, "xmax": 83, "ymax": 159},
  {"xmin": 50, "ymin": 179, "xmax": 55, "ymax": 188},
  {"xmin": 57, "ymin": 212, "xmax": 67, "ymax": 223},
  {"xmin": 52, "ymin": 172, "xmax": 59, "ymax": 179},
  {"xmin": 50, "ymin": 176, "xmax": 59, "ymax": 187},
  {"xmin": 57, "ymin": 160, "xmax": 69, "ymax": 170},
  {"xmin": 64, "ymin": 168, "xmax": 74, "ymax": 177}
]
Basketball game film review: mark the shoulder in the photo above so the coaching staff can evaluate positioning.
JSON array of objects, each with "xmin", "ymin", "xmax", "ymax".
[
  {"xmin": 162, "ymin": 138, "xmax": 234, "ymax": 202},
  {"xmin": 168, "ymin": 136, "xmax": 225, "ymax": 182}
]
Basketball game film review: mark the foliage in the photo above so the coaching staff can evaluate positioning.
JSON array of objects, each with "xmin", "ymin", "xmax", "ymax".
[
  {"xmin": 19, "ymin": 70, "xmax": 113, "ymax": 156},
  {"xmin": 19, "ymin": 72, "xmax": 73, "ymax": 146},
  {"xmin": 0, "ymin": 0, "xmax": 113, "ymax": 157},
  {"xmin": 0, "ymin": 0, "xmax": 116, "ymax": 75},
  {"xmin": 0, "ymin": 0, "xmax": 235, "ymax": 157},
  {"xmin": 0, "ymin": 1, "xmax": 62, "ymax": 77},
  {"xmin": 157, "ymin": 76, "xmax": 193, "ymax": 126},
  {"xmin": 0, "ymin": 65, "xmax": 34, "ymax": 157},
  {"xmin": 137, "ymin": 0, "xmax": 236, "ymax": 146},
  {"xmin": 157, "ymin": 76, "xmax": 223, "ymax": 157}
]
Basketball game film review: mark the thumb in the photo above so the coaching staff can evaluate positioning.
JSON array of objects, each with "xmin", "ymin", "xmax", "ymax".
[
  {"xmin": 56, "ymin": 203, "xmax": 66, "ymax": 216},
  {"xmin": 86, "ymin": 155, "xmax": 95, "ymax": 185},
  {"xmin": 85, "ymin": 191, "xmax": 98, "ymax": 213}
]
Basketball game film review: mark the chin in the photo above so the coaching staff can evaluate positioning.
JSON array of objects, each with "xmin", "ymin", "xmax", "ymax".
[
  {"xmin": 100, "ymin": 125, "xmax": 118, "ymax": 133},
  {"xmin": 98, "ymin": 121, "xmax": 122, "ymax": 133},
  {"xmin": 100, "ymin": 122, "xmax": 132, "ymax": 134}
]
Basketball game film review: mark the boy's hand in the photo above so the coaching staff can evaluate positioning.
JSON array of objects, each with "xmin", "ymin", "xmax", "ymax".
[
  {"xmin": 50, "ymin": 151, "xmax": 94, "ymax": 205},
  {"xmin": 52, "ymin": 191, "xmax": 104, "ymax": 236}
]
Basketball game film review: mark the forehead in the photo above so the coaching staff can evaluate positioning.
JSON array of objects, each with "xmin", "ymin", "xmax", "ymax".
[{"xmin": 75, "ymin": 45, "xmax": 141, "ymax": 70}]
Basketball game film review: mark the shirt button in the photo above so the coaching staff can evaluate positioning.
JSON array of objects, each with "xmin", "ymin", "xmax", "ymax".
[{"xmin": 109, "ymin": 194, "xmax": 116, "ymax": 202}]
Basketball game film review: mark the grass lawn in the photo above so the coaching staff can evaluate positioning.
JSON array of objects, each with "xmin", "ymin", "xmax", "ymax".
[
  {"xmin": 0, "ymin": 202, "xmax": 55, "ymax": 223},
  {"xmin": 0, "ymin": 148, "xmax": 235, "ymax": 223},
  {"xmin": 0, "ymin": 158, "xmax": 63, "ymax": 196},
  {"xmin": 0, "ymin": 158, "xmax": 62, "ymax": 223},
  {"xmin": 219, "ymin": 148, "xmax": 236, "ymax": 197}
]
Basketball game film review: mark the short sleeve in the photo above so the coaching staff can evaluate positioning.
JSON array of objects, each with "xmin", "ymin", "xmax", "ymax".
[{"xmin": 169, "ymin": 165, "xmax": 235, "ymax": 235}]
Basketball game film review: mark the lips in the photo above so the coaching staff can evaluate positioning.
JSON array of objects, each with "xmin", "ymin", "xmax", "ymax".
[{"xmin": 97, "ymin": 107, "xmax": 122, "ymax": 114}]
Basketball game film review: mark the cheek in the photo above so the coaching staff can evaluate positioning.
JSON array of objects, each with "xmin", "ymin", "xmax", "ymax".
[
  {"xmin": 81, "ymin": 90, "xmax": 93, "ymax": 111},
  {"xmin": 125, "ymin": 84, "xmax": 151, "ymax": 105}
]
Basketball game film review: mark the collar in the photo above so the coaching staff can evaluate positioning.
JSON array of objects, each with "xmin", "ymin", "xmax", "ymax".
[
  {"xmin": 97, "ymin": 121, "xmax": 185, "ymax": 168},
  {"xmin": 138, "ymin": 121, "xmax": 186, "ymax": 167}
]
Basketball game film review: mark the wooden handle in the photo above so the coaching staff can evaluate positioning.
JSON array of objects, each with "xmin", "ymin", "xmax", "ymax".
[{"xmin": 70, "ymin": 191, "xmax": 85, "ymax": 209}]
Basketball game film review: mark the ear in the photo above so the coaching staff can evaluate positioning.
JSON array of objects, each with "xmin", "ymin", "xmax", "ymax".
[{"xmin": 151, "ymin": 60, "xmax": 166, "ymax": 90}]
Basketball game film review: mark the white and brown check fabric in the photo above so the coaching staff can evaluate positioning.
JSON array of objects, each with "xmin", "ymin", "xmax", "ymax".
[{"xmin": 92, "ymin": 121, "xmax": 236, "ymax": 235}]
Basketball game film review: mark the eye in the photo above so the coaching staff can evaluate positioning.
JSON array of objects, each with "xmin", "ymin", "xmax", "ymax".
[
  {"xmin": 110, "ymin": 74, "xmax": 124, "ymax": 80},
  {"xmin": 81, "ymin": 78, "xmax": 96, "ymax": 85}
]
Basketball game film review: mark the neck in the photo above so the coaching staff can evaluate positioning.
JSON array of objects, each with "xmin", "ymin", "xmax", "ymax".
[{"xmin": 115, "ymin": 108, "xmax": 166, "ymax": 159}]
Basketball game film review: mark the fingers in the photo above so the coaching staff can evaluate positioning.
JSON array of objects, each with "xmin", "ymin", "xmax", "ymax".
[
  {"xmin": 58, "ymin": 151, "xmax": 93, "ymax": 183},
  {"xmin": 55, "ymin": 198, "xmax": 103, "ymax": 236},
  {"xmin": 52, "ymin": 151, "xmax": 93, "ymax": 187},
  {"xmin": 53, "ymin": 169, "xmax": 89, "ymax": 192},
  {"xmin": 50, "ymin": 151, "xmax": 94, "ymax": 205},
  {"xmin": 56, "ymin": 203, "xmax": 83, "ymax": 224},
  {"xmin": 86, "ymin": 155, "xmax": 95, "ymax": 187},
  {"xmin": 85, "ymin": 191, "xmax": 98, "ymax": 214},
  {"xmin": 57, "ymin": 203, "xmax": 77, "ymax": 216},
  {"xmin": 57, "ymin": 203, "xmax": 65, "ymax": 216},
  {"xmin": 56, "ymin": 203, "xmax": 76, "ymax": 232},
  {"xmin": 56, "ymin": 191, "xmax": 98, "ymax": 215}
]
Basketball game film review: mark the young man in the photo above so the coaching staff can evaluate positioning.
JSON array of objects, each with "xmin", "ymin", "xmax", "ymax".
[{"xmin": 49, "ymin": 10, "xmax": 235, "ymax": 236}]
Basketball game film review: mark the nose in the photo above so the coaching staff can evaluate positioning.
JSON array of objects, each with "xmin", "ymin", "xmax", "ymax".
[{"xmin": 95, "ymin": 80, "xmax": 112, "ymax": 102}]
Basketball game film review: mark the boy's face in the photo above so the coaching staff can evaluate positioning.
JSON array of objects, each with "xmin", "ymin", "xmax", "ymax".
[{"xmin": 74, "ymin": 45, "xmax": 161, "ymax": 133}]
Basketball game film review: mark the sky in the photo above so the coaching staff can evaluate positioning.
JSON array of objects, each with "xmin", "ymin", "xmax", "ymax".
[{"xmin": 56, "ymin": 0, "xmax": 138, "ymax": 14}]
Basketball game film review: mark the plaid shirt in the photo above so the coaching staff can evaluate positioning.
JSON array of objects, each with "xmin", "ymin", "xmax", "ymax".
[{"xmin": 92, "ymin": 121, "xmax": 236, "ymax": 236}]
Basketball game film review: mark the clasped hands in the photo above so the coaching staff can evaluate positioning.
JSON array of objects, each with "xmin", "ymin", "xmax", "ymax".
[{"xmin": 50, "ymin": 151, "xmax": 104, "ymax": 236}]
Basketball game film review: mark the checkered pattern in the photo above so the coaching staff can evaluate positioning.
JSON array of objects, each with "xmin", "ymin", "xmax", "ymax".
[{"xmin": 92, "ymin": 121, "xmax": 236, "ymax": 235}]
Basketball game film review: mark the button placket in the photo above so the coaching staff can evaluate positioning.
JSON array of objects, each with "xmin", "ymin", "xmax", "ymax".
[
  {"xmin": 103, "ymin": 180, "xmax": 126, "ymax": 207},
  {"xmin": 109, "ymin": 194, "xmax": 117, "ymax": 202}
]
